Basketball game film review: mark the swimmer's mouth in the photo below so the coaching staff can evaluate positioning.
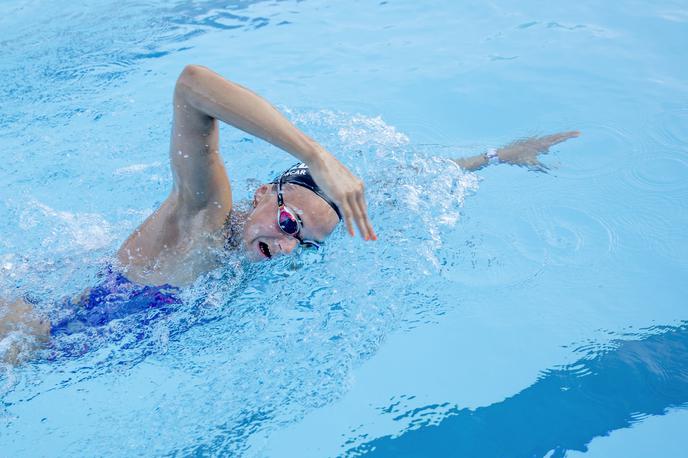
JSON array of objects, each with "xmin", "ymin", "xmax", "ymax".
[{"xmin": 258, "ymin": 241, "xmax": 272, "ymax": 259}]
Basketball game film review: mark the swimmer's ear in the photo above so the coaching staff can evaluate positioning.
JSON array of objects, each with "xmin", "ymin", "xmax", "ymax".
[{"xmin": 252, "ymin": 184, "xmax": 272, "ymax": 207}]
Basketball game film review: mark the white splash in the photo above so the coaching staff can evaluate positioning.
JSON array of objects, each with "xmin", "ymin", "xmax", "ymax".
[
  {"xmin": 284, "ymin": 108, "xmax": 410, "ymax": 148},
  {"xmin": 19, "ymin": 201, "xmax": 115, "ymax": 251},
  {"xmin": 337, "ymin": 114, "xmax": 410, "ymax": 147},
  {"xmin": 114, "ymin": 161, "xmax": 162, "ymax": 175}
]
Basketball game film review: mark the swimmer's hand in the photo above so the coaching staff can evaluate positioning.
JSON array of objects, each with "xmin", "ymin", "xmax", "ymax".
[
  {"xmin": 497, "ymin": 131, "xmax": 580, "ymax": 171},
  {"xmin": 0, "ymin": 298, "xmax": 50, "ymax": 365},
  {"xmin": 307, "ymin": 153, "xmax": 377, "ymax": 241}
]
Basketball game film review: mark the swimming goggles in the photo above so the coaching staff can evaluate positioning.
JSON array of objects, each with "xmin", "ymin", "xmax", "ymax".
[{"xmin": 276, "ymin": 176, "xmax": 321, "ymax": 250}]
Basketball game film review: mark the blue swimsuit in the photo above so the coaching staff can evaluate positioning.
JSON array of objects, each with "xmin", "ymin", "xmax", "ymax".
[{"xmin": 50, "ymin": 266, "xmax": 182, "ymax": 337}]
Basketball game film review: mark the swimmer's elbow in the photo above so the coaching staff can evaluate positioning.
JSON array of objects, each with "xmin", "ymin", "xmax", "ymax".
[
  {"xmin": 175, "ymin": 64, "xmax": 209, "ymax": 96},
  {"xmin": 180, "ymin": 64, "xmax": 208, "ymax": 81}
]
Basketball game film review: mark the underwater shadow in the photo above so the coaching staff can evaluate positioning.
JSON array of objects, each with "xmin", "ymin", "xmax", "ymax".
[{"xmin": 348, "ymin": 322, "xmax": 688, "ymax": 458}]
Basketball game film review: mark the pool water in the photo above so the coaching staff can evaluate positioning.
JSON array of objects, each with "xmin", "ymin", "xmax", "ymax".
[{"xmin": 1, "ymin": 0, "xmax": 688, "ymax": 456}]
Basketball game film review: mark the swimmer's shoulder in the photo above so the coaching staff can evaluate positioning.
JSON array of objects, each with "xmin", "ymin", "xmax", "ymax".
[{"xmin": 117, "ymin": 195, "xmax": 229, "ymax": 287}]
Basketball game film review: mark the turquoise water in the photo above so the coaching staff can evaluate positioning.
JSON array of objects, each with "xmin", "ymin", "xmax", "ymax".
[{"xmin": 1, "ymin": 0, "xmax": 687, "ymax": 456}]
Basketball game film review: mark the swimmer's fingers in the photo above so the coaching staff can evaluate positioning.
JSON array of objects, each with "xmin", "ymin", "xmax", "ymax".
[
  {"xmin": 341, "ymin": 203, "xmax": 356, "ymax": 238},
  {"xmin": 306, "ymin": 154, "xmax": 375, "ymax": 240},
  {"xmin": 528, "ymin": 158, "xmax": 551, "ymax": 173},
  {"xmin": 534, "ymin": 162, "xmax": 551, "ymax": 173},
  {"xmin": 345, "ymin": 191, "xmax": 368, "ymax": 240},
  {"xmin": 359, "ymin": 196, "xmax": 377, "ymax": 241},
  {"xmin": 539, "ymin": 131, "xmax": 581, "ymax": 148},
  {"xmin": 348, "ymin": 190, "xmax": 376, "ymax": 241}
]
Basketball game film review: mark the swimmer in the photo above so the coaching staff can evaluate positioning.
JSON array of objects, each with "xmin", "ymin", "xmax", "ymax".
[{"xmin": 0, "ymin": 65, "xmax": 579, "ymax": 363}]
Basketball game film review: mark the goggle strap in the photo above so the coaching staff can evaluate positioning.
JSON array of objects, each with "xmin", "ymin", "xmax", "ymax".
[
  {"xmin": 276, "ymin": 175, "xmax": 284, "ymax": 207},
  {"xmin": 275, "ymin": 176, "xmax": 322, "ymax": 250}
]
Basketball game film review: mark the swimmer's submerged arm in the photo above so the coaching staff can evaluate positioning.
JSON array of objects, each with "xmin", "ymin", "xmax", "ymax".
[
  {"xmin": 452, "ymin": 131, "xmax": 580, "ymax": 172},
  {"xmin": 0, "ymin": 297, "xmax": 50, "ymax": 365},
  {"xmin": 173, "ymin": 64, "xmax": 375, "ymax": 240}
]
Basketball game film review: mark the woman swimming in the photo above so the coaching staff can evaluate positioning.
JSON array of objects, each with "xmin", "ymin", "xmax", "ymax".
[{"xmin": 0, "ymin": 65, "xmax": 578, "ymax": 363}]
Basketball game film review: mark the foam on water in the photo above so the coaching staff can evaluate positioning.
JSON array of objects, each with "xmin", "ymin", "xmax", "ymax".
[
  {"xmin": 1, "ymin": 109, "xmax": 478, "ymax": 455},
  {"xmin": 2, "ymin": 0, "xmax": 688, "ymax": 456}
]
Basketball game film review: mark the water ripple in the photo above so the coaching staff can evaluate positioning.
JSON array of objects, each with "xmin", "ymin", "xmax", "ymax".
[
  {"xmin": 620, "ymin": 108, "xmax": 688, "ymax": 193},
  {"xmin": 525, "ymin": 205, "xmax": 618, "ymax": 267},
  {"xmin": 646, "ymin": 108, "xmax": 688, "ymax": 151},
  {"xmin": 623, "ymin": 153, "xmax": 688, "ymax": 193},
  {"xmin": 550, "ymin": 123, "xmax": 639, "ymax": 181},
  {"xmin": 348, "ymin": 323, "xmax": 688, "ymax": 457}
]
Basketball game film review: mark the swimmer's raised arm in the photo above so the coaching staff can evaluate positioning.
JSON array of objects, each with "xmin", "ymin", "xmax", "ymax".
[
  {"xmin": 173, "ymin": 65, "xmax": 375, "ymax": 240},
  {"xmin": 452, "ymin": 131, "xmax": 580, "ymax": 172}
]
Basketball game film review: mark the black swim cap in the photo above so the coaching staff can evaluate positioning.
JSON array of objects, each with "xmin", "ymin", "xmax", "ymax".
[{"xmin": 271, "ymin": 163, "xmax": 342, "ymax": 221}]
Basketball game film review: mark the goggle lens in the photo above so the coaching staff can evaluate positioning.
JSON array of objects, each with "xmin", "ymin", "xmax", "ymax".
[
  {"xmin": 276, "ymin": 180, "xmax": 322, "ymax": 251},
  {"xmin": 278, "ymin": 208, "xmax": 300, "ymax": 235}
]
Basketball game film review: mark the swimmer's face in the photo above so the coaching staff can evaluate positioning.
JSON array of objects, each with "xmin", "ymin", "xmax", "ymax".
[{"xmin": 242, "ymin": 183, "xmax": 339, "ymax": 261}]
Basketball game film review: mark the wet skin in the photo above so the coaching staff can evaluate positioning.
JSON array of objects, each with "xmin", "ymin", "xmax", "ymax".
[
  {"xmin": 116, "ymin": 64, "xmax": 374, "ymax": 287},
  {"xmin": 243, "ymin": 183, "xmax": 339, "ymax": 262},
  {"xmin": 0, "ymin": 62, "xmax": 579, "ymax": 363}
]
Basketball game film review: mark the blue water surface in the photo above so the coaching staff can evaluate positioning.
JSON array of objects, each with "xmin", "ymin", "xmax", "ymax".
[{"xmin": 1, "ymin": 0, "xmax": 687, "ymax": 456}]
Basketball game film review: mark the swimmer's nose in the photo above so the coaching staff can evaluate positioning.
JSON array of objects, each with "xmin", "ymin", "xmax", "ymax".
[{"xmin": 279, "ymin": 236, "xmax": 299, "ymax": 255}]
